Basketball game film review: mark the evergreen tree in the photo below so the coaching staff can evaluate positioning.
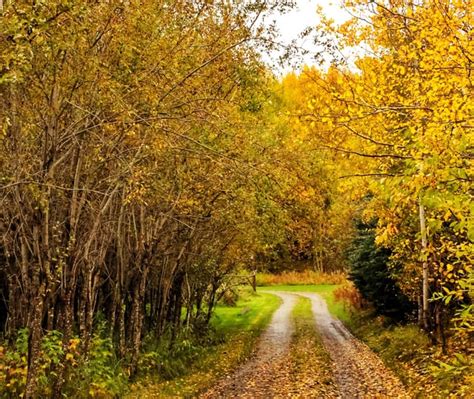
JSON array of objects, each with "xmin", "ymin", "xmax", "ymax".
[{"xmin": 348, "ymin": 220, "xmax": 414, "ymax": 321}]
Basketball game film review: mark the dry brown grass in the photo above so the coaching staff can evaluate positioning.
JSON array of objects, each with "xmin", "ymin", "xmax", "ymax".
[
  {"xmin": 256, "ymin": 270, "xmax": 347, "ymax": 286},
  {"xmin": 333, "ymin": 283, "xmax": 367, "ymax": 311}
]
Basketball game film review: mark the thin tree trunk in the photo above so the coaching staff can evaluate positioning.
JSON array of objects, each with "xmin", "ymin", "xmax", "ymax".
[
  {"xmin": 25, "ymin": 231, "xmax": 46, "ymax": 399},
  {"xmin": 419, "ymin": 197, "xmax": 429, "ymax": 331},
  {"xmin": 25, "ymin": 285, "xmax": 45, "ymax": 399},
  {"xmin": 130, "ymin": 265, "xmax": 148, "ymax": 375}
]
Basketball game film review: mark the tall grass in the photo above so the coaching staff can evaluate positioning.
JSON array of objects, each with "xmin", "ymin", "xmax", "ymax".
[{"xmin": 256, "ymin": 270, "xmax": 346, "ymax": 286}]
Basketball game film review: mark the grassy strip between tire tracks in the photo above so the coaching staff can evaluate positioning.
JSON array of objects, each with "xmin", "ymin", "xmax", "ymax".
[
  {"xmin": 286, "ymin": 296, "xmax": 338, "ymax": 397},
  {"xmin": 127, "ymin": 290, "xmax": 280, "ymax": 398}
]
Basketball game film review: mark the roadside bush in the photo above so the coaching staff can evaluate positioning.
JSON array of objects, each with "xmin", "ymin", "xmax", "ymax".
[
  {"xmin": 371, "ymin": 325, "xmax": 431, "ymax": 362},
  {"xmin": 0, "ymin": 329, "xmax": 29, "ymax": 397},
  {"xmin": 219, "ymin": 288, "xmax": 239, "ymax": 306},
  {"xmin": 138, "ymin": 328, "xmax": 214, "ymax": 380},
  {"xmin": 0, "ymin": 329, "xmax": 68, "ymax": 397},
  {"xmin": 63, "ymin": 326, "xmax": 127, "ymax": 398},
  {"xmin": 430, "ymin": 353, "xmax": 474, "ymax": 397},
  {"xmin": 333, "ymin": 283, "xmax": 367, "ymax": 311}
]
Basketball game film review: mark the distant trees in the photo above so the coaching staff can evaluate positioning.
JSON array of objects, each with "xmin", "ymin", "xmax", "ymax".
[{"xmin": 253, "ymin": 74, "xmax": 356, "ymax": 273}]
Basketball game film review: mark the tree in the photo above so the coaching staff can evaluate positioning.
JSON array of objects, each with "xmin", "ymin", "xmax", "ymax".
[
  {"xmin": 348, "ymin": 219, "xmax": 414, "ymax": 321},
  {"xmin": 292, "ymin": 0, "xmax": 473, "ymax": 341}
]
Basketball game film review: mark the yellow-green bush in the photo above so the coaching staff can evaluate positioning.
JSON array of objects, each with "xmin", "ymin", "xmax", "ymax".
[{"xmin": 0, "ymin": 327, "xmax": 127, "ymax": 399}]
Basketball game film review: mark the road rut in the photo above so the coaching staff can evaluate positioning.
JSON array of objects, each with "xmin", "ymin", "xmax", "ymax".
[
  {"xmin": 200, "ymin": 292, "xmax": 296, "ymax": 398},
  {"xmin": 297, "ymin": 292, "xmax": 409, "ymax": 398}
]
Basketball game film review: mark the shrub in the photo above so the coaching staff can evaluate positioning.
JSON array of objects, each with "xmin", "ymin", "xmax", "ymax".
[
  {"xmin": 63, "ymin": 329, "xmax": 127, "ymax": 398},
  {"xmin": 0, "ymin": 329, "xmax": 29, "ymax": 397},
  {"xmin": 0, "ymin": 329, "xmax": 70, "ymax": 398},
  {"xmin": 430, "ymin": 353, "xmax": 474, "ymax": 397},
  {"xmin": 333, "ymin": 283, "xmax": 367, "ymax": 311},
  {"xmin": 138, "ymin": 328, "xmax": 209, "ymax": 380},
  {"xmin": 219, "ymin": 288, "xmax": 239, "ymax": 306},
  {"xmin": 375, "ymin": 325, "xmax": 430, "ymax": 362}
]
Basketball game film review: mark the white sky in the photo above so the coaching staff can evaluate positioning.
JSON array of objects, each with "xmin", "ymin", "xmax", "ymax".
[
  {"xmin": 268, "ymin": 0, "xmax": 352, "ymax": 73},
  {"xmin": 276, "ymin": 0, "xmax": 350, "ymax": 37}
]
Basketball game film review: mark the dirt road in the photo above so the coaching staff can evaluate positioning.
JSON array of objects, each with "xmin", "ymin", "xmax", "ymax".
[
  {"xmin": 298, "ymin": 292, "xmax": 409, "ymax": 398},
  {"xmin": 201, "ymin": 291, "xmax": 409, "ymax": 399},
  {"xmin": 200, "ymin": 292, "xmax": 297, "ymax": 398}
]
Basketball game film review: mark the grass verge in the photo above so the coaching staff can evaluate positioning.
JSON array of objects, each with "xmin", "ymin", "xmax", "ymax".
[
  {"xmin": 127, "ymin": 289, "xmax": 280, "ymax": 398},
  {"xmin": 346, "ymin": 314, "xmax": 472, "ymax": 398}
]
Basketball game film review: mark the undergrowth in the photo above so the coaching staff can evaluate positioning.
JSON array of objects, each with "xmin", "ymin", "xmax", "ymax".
[
  {"xmin": 0, "ymin": 324, "xmax": 127, "ymax": 399},
  {"xmin": 138, "ymin": 327, "xmax": 216, "ymax": 381},
  {"xmin": 334, "ymin": 285, "xmax": 473, "ymax": 398}
]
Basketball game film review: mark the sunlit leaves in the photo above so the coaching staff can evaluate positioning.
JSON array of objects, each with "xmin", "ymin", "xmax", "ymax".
[{"xmin": 288, "ymin": 0, "xmax": 473, "ymax": 339}]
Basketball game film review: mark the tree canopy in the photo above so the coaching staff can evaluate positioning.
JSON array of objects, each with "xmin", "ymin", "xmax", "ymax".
[{"xmin": 0, "ymin": 0, "xmax": 472, "ymax": 397}]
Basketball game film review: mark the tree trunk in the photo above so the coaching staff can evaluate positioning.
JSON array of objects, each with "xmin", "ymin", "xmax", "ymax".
[
  {"xmin": 419, "ymin": 197, "xmax": 429, "ymax": 331},
  {"xmin": 130, "ymin": 265, "xmax": 148, "ymax": 375},
  {"xmin": 25, "ymin": 284, "xmax": 45, "ymax": 399}
]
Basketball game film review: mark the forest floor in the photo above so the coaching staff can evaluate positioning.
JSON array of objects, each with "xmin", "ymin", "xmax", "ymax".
[{"xmin": 200, "ymin": 291, "xmax": 409, "ymax": 399}]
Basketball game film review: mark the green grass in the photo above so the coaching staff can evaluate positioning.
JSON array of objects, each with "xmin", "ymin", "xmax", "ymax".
[
  {"xmin": 259, "ymin": 284, "xmax": 350, "ymax": 323},
  {"xmin": 128, "ymin": 289, "xmax": 281, "ymax": 398},
  {"xmin": 291, "ymin": 295, "xmax": 314, "ymax": 317},
  {"xmin": 211, "ymin": 289, "xmax": 281, "ymax": 334}
]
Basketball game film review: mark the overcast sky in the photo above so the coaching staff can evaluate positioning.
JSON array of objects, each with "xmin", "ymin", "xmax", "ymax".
[
  {"xmin": 268, "ymin": 0, "xmax": 351, "ymax": 73},
  {"xmin": 275, "ymin": 0, "xmax": 350, "ymax": 36}
]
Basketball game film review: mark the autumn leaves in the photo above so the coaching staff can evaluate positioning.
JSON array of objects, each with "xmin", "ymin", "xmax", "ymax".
[
  {"xmin": 0, "ymin": 1, "xmax": 472, "ymax": 397},
  {"xmin": 283, "ymin": 0, "xmax": 473, "ymax": 342},
  {"xmin": 0, "ymin": 1, "xmax": 295, "ymax": 396}
]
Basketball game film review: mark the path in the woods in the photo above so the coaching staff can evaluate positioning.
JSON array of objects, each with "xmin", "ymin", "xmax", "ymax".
[
  {"xmin": 199, "ymin": 292, "xmax": 297, "ymax": 398},
  {"xmin": 201, "ymin": 291, "xmax": 409, "ymax": 399}
]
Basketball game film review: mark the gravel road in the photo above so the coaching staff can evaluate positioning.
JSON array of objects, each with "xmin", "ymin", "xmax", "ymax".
[
  {"xmin": 201, "ymin": 291, "xmax": 410, "ymax": 399},
  {"xmin": 199, "ymin": 292, "xmax": 296, "ymax": 398},
  {"xmin": 297, "ymin": 292, "xmax": 409, "ymax": 398}
]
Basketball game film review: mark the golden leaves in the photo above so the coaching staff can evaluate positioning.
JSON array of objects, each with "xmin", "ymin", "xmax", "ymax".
[{"xmin": 281, "ymin": 1, "xmax": 474, "ymax": 336}]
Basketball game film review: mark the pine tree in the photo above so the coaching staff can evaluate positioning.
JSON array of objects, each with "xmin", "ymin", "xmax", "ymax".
[{"xmin": 348, "ymin": 220, "xmax": 414, "ymax": 321}]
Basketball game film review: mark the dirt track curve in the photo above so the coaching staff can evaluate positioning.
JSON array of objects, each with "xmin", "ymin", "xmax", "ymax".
[{"xmin": 201, "ymin": 291, "xmax": 409, "ymax": 399}]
